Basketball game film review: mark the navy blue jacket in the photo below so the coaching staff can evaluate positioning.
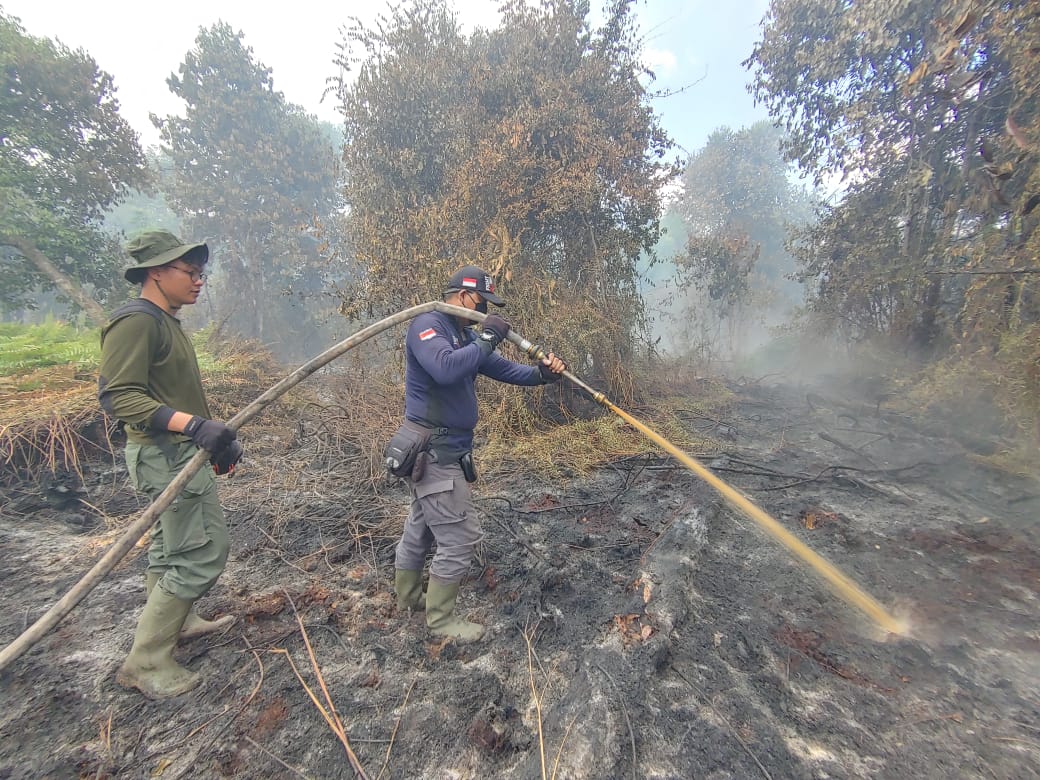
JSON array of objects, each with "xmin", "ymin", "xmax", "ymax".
[{"xmin": 405, "ymin": 310, "xmax": 543, "ymax": 456}]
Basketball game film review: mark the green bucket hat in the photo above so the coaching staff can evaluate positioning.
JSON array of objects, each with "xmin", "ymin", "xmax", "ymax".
[{"xmin": 123, "ymin": 229, "xmax": 209, "ymax": 283}]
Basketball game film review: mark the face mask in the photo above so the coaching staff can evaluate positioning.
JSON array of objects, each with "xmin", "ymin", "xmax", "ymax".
[{"xmin": 475, "ymin": 299, "xmax": 488, "ymax": 315}]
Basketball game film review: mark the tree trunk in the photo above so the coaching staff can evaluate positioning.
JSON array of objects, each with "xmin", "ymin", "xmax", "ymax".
[{"xmin": 0, "ymin": 233, "xmax": 107, "ymax": 327}]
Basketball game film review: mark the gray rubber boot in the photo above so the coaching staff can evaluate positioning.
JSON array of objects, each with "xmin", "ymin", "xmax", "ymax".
[
  {"xmin": 395, "ymin": 569, "xmax": 425, "ymax": 612},
  {"xmin": 426, "ymin": 578, "xmax": 484, "ymax": 642},
  {"xmin": 116, "ymin": 586, "xmax": 201, "ymax": 699},
  {"xmin": 145, "ymin": 572, "xmax": 234, "ymax": 640}
]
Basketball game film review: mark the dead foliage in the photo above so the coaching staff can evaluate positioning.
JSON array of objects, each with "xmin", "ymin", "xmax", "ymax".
[
  {"xmin": 477, "ymin": 360, "xmax": 732, "ymax": 481},
  {"xmin": 0, "ymin": 334, "xmax": 290, "ymax": 486},
  {"xmin": 613, "ymin": 612, "xmax": 655, "ymax": 646},
  {"xmin": 799, "ymin": 508, "xmax": 842, "ymax": 530}
]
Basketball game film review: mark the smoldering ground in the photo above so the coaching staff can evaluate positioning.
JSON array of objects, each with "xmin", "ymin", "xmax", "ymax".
[{"xmin": 0, "ymin": 370, "xmax": 1037, "ymax": 779}]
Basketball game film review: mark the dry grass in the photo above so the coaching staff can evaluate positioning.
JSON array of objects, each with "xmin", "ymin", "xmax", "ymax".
[
  {"xmin": 0, "ymin": 335, "xmax": 293, "ymax": 485},
  {"xmin": 0, "ymin": 365, "xmax": 112, "ymax": 483},
  {"xmin": 1, "ymin": 326, "xmax": 735, "ymax": 539},
  {"xmin": 478, "ymin": 368, "xmax": 734, "ymax": 481}
]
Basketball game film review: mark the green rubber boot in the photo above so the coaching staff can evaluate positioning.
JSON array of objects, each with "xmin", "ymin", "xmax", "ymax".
[
  {"xmin": 426, "ymin": 578, "xmax": 484, "ymax": 642},
  {"xmin": 116, "ymin": 586, "xmax": 201, "ymax": 699},
  {"xmin": 145, "ymin": 572, "xmax": 235, "ymax": 640},
  {"xmin": 394, "ymin": 569, "xmax": 425, "ymax": 612}
]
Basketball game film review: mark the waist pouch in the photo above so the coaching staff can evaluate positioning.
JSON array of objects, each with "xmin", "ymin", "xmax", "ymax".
[{"xmin": 384, "ymin": 420, "xmax": 433, "ymax": 480}]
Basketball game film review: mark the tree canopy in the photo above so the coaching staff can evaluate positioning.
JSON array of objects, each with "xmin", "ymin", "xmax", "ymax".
[
  {"xmin": 675, "ymin": 122, "xmax": 811, "ymax": 318},
  {"xmin": 0, "ymin": 11, "xmax": 149, "ymax": 318},
  {"xmin": 747, "ymin": 0, "xmax": 1039, "ymax": 354},
  {"xmin": 334, "ymin": 0, "xmax": 678, "ymax": 389},
  {"xmin": 156, "ymin": 22, "xmax": 339, "ymax": 349}
]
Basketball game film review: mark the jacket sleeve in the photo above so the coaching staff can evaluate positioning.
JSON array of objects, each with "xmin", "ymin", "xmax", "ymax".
[
  {"xmin": 478, "ymin": 351, "xmax": 543, "ymax": 386},
  {"xmin": 97, "ymin": 314, "xmax": 163, "ymax": 426},
  {"xmin": 408, "ymin": 317, "xmax": 485, "ymax": 385}
]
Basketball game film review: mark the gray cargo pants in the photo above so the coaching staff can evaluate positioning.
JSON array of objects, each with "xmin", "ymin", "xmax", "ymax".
[{"xmin": 393, "ymin": 458, "xmax": 483, "ymax": 582}]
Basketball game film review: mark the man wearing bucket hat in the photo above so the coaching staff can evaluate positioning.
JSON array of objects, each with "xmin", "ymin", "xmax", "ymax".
[
  {"xmin": 392, "ymin": 264, "xmax": 566, "ymax": 641},
  {"xmin": 98, "ymin": 229, "xmax": 241, "ymax": 698}
]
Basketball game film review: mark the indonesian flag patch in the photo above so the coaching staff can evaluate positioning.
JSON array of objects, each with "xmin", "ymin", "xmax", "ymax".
[
  {"xmin": 461, "ymin": 277, "xmax": 478, "ymax": 289},
  {"xmin": 419, "ymin": 327, "xmax": 437, "ymax": 341}
]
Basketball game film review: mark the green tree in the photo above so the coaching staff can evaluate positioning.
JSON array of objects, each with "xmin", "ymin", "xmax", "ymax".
[
  {"xmin": 0, "ymin": 11, "xmax": 149, "ymax": 321},
  {"xmin": 676, "ymin": 122, "xmax": 812, "ymax": 318},
  {"xmin": 104, "ymin": 150, "xmax": 181, "ymax": 239},
  {"xmin": 156, "ymin": 22, "xmax": 339, "ymax": 349},
  {"xmin": 334, "ymin": 0, "xmax": 678, "ymax": 392},
  {"xmin": 747, "ymin": 0, "xmax": 1039, "ymax": 353}
]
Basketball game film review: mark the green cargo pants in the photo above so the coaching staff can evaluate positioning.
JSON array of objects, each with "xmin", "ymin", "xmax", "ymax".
[{"xmin": 125, "ymin": 439, "xmax": 229, "ymax": 601}]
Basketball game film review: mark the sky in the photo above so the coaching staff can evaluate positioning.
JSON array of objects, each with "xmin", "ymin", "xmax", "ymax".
[{"xmin": 4, "ymin": 0, "xmax": 771, "ymax": 157}]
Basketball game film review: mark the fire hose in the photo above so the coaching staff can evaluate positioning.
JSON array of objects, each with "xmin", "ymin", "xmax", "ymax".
[{"xmin": 0, "ymin": 302, "xmax": 905, "ymax": 672}]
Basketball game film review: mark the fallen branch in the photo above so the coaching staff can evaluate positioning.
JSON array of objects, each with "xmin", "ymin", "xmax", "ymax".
[
  {"xmin": 819, "ymin": 432, "xmax": 878, "ymax": 465},
  {"xmin": 486, "ymin": 511, "xmax": 550, "ymax": 563},
  {"xmin": 757, "ymin": 461, "xmax": 935, "ymax": 492}
]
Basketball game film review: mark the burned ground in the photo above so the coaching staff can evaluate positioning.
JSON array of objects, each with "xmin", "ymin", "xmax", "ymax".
[{"xmin": 1, "ymin": 375, "xmax": 1038, "ymax": 779}]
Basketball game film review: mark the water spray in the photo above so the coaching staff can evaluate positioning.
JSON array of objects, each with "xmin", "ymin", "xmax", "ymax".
[{"xmin": 505, "ymin": 328, "xmax": 909, "ymax": 638}]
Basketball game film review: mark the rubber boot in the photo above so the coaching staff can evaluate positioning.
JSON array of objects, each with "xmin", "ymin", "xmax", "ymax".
[
  {"xmin": 395, "ymin": 569, "xmax": 425, "ymax": 612},
  {"xmin": 145, "ymin": 572, "xmax": 234, "ymax": 640},
  {"xmin": 116, "ymin": 586, "xmax": 201, "ymax": 699},
  {"xmin": 426, "ymin": 578, "xmax": 484, "ymax": 642}
]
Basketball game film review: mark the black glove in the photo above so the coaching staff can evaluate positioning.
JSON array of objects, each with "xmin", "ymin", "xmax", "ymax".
[
  {"xmin": 477, "ymin": 314, "xmax": 510, "ymax": 355},
  {"xmin": 183, "ymin": 415, "xmax": 236, "ymax": 453},
  {"xmin": 211, "ymin": 440, "xmax": 243, "ymax": 476},
  {"xmin": 539, "ymin": 358, "xmax": 565, "ymax": 383}
]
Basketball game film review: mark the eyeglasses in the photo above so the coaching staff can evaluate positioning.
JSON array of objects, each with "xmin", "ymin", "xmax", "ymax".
[{"xmin": 168, "ymin": 265, "xmax": 207, "ymax": 283}]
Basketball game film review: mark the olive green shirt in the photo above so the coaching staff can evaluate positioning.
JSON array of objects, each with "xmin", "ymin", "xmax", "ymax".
[{"xmin": 98, "ymin": 304, "xmax": 211, "ymax": 445}]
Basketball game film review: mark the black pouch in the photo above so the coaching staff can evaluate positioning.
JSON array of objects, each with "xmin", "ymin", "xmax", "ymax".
[
  {"xmin": 459, "ymin": 451, "xmax": 477, "ymax": 483},
  {"xmin": 384, "ymin": 421, "xmax": 433, "ymax": 479},
  {"xmin": 411, "ymin": 450, "xmax": 429, "ymax": 482}
]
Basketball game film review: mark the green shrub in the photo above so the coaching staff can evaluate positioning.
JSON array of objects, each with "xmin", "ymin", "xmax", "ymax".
[
  {"xmin": 0, "ymin": 319, "xmax": 230, "ymax": 378},
  {"xmin": 0, "ymin": 320, "xmax": 99, "ymax": 375}
]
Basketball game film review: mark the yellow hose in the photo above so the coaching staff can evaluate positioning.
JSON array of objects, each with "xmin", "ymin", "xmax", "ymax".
[{"xmin": 608, "ymin": 401, "xmax": 908, "ymax": 636}]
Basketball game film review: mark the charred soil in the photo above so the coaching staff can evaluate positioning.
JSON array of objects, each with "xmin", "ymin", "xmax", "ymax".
[{"xmin": 1, "ymin": 377, "xmax": 1038, "ymax": 779}]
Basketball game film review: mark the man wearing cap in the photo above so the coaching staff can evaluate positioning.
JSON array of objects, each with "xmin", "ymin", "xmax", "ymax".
[
  {"xmin": 98, "ymin": 229, "xmax": 241, "ymax": 698},
  {"xmin": 393, "ymin": 264, "xmax": 566, "ymax": 641}
]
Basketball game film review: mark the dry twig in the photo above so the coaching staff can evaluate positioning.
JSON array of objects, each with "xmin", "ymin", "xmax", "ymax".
[
  {"xmin": 592, "ymin": 663, "xmax": 637, "ymax": 780},
  {"xmin": 243, "ymin": 736, "xmax": 314, "ymax": 780},
  {"xmin": 523, "ymin": 620, "xmax": 549, "ymax": 780},
  {"xmin": 275, "ymin": 589, "xmax": 369, "ymax": 780},
  {"xmin": 376, "ymin": 672, "xmax": 420, "ymax": 780},
  {"xmin": 671, "ymin": 666, "xmax": 772, "ymax": 780}
]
